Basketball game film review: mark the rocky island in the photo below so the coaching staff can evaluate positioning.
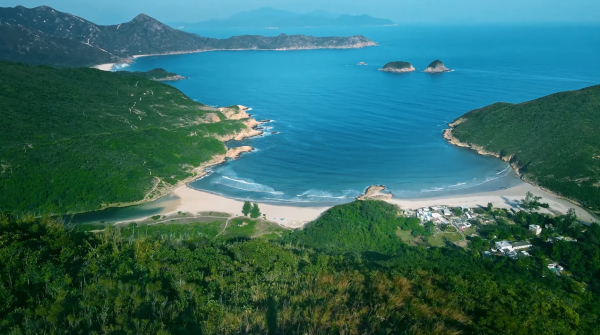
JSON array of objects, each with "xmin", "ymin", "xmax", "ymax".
[
  {"xmin": 423, "ymin": 60, "xmax": 451, "ymax": 73},
  {"xmin": 379, "ymin": 61, "xmax": 416, "ymax": 73}
]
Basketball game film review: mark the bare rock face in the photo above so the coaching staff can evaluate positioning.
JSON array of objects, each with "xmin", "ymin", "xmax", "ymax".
[
  {"xmin": 357, "ymin": 185, "xmax": 393, "ymax": 200},
  {"xmin": 219, "ymin": 105, "xmax": 251, "ymax": 120},
  {"xmin": 226, "ymin": 146, "xmax": 253, "ymax": 159},
  {"xmin": 423, "ymin": 60, "xmax": 451, "ymax": 73}
]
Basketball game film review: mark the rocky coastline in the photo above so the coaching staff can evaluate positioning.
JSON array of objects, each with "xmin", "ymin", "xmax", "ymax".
[
  {"xmin": 443, "ymin": 120, "xmax": 584, "ymax": 206},
  {"xmin": 101, "ymin": 105, "xmax": 269, "ymax": 210},
  {"xmin": 154, "ymin": 74, "xmax": 188, "ymax": 82}
]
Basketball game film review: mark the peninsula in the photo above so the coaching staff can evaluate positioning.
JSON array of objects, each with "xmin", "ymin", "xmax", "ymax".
[
  {"xmin": 0, "ymin": 61, "xmax": 262, "ymax": 215},
  {"xmin": 0, "ymin": 5, "xmax": 377, "ymax": 68},
  {"xmin": 423, "ymin": 60, "xmax": 451, "ymax": 73},
  {"xmin": 379, "ymin": 61, "xmax": 416, "ymax": 73},
  {"xmin": 444, "ymin": 84, "xmax": 600, "ymax": 211}
]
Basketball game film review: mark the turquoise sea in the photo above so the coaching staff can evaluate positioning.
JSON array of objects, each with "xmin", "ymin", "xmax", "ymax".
[{"xmin": 81, "ymin": 24, "xmax": 600, "ymax": 221}]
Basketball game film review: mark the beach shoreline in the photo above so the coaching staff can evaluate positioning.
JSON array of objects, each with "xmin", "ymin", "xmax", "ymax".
[{"xmin": 161, "ymin": 180, "xmax": 594, "ymax": 229}]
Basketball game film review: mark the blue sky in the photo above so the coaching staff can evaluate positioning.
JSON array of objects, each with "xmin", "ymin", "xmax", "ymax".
[{"xmin": 3, "ymin": 0, "xmax": 599, "ymax": 25}]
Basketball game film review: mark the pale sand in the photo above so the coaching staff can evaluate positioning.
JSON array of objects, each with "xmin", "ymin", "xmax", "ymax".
[
  {"xmin": 167, "ymin": 182, "xmax": 595, "ymax": 228},
  {"xmin": 92, "ymin": 63, "xmax": 115, "ymax": 71},
  {"xmin": 168, "ymin": 185, "xmax": 329, "ymax": 229},
  {"xmin": 388, "ymin": 182, "xmax": 595, "ymax": 224}
]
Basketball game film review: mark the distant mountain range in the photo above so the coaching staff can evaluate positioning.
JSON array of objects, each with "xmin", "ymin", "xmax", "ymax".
[
  {"xmin": 171, "ymin": 7, "xmax": 396, "ymax": 29},
  {"xmin": 0, "ymin": 6, "xmax": 376, "ymax": 68}
]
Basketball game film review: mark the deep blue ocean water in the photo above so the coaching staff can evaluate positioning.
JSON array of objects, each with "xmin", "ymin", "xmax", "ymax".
[{"xmin": 120, "ymin": 25, "xmax": 600, "ymax": 207}]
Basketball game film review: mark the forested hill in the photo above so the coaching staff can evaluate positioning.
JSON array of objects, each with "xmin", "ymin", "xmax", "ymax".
[
  {"xmin": 447, "ymin": 85, "xmax": 600, "ymax": 210},
  {"xmin": 0, "ymin": 5, "xmax": 376, "ymax": 68},
  {"xmin": 1, "ymin": 201, "xmax": 599, "ymax": 333},
  {"xmin": 0, "ymin": 61, "xmax": 247, "ymax": 215}
]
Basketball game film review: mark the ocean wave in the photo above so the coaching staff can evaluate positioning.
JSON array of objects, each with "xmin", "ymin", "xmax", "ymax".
[
  {"xmin": 296, "ymin": 189, "xmax": 359, "ymax": 199},
  {"xmin": 496, "ymin": 165, "xmax": 511, "ymax": 175},
  {"xmin": 420, "ymin": 187, "xmax": 444, "ymax": 193},
  {"xmin": 448, "ymin": 182, "xmax": 467, "ymax": 188},
  {"xmin": 216, "ymin": 176, "xmax": 283, "ymax": 194},
  {"xmin": 246, "ymin": 107, "xmax": 253, "ymax": 111}
]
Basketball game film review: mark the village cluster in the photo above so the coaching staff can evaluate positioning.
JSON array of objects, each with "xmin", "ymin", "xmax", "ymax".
[{"xmin": 402, "ymin": 205, "xmax": 578, "ymax": 276}]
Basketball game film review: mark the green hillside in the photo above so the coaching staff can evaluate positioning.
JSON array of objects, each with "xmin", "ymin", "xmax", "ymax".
[
  {"xmin": 0, "ymin": 62, "xmax": 245, "ymax": 215},
  {"xmin": 449, "ymin": 85, "xmax": 600, "ymax": 210},
  {"xmin": 2, "ymin": 201, "xmax": 599, "ymax": 334}
]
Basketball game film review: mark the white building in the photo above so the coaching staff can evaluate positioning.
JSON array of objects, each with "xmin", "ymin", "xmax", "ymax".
[
  {"xmin": 529, "ymin": 224, "xmax": 542, "ymax": 236},
  {"xmin": 443, "ymin": 209, "xmax": 452, "ymax": 216},
  {"xmin": 511, "ymin": 241, "xmax": 532, "ymax": 250},
  {"xmin": 495, "ymin": 240, "xmax": 513, "ymax": 252}
]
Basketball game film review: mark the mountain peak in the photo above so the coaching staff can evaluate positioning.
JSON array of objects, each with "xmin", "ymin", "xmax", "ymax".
[{"xmin": 132, "ymin": 13, "xmax": 155, "ymax": 23}]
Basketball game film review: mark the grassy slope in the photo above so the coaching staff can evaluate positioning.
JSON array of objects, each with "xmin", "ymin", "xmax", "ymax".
[
  {"xmin": 450, "ymin": 85, "xmax": 600, "ymax": 210},
  {"xmin": 0, "ymin": 62, "xmax": 244, "ymax": 214}
]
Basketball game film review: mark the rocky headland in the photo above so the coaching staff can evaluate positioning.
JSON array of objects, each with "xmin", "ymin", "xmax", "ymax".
[
  {"xmin": 357, "ymin": 185, "xmax": 393, "ymax": 200},
  {"xmin": 423, "ymin": 60, "xmax": 451, "ymax": 73},
  {"xmin": 379, "ymin": 61, "xmax": 416, "ymax": 73},
  {"xmin": 226, "ymin": 146, "xmax": 254, "ymax": 159}
]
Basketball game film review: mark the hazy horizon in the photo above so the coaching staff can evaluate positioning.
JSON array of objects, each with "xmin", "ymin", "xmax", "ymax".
[{"xmin": 2, "ymin": 0, "xmax": 600, "ymax": 26}]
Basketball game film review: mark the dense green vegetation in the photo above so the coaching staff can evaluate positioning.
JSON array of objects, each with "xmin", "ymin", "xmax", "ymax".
[
  {"xmin": 381, "ymin": 61, "xmax": 414, "ymax": 70},
  {"xmin": 450, "ymin": 85, "xmax": 600, "ymax": 210},
  {"xmin": 0, "ymin": 61, "xmax": 245, "ymax": 215},
  {"xmin": 2, "ymin": 200, "xmax": 600, "ymax": 334}
]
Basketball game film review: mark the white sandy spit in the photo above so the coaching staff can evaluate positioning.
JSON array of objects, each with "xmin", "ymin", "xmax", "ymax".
[
  {"xmin": 92, "ymin": 63, "xmax": 115, "ymax": 71},
  {"xmin": 168, "ymin": 186, "xmax": 329, "ymax": 229}
]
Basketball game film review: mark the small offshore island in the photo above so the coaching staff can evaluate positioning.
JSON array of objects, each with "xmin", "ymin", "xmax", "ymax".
[
  {"xmin": 379, "ymin": 61, "xmax": 416, "ymax": 73},
  {"xmin": 423, "ymin": 60, "xmax": 452, "ymax": 73}
]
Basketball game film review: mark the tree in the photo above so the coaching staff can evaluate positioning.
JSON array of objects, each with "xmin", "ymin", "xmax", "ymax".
[
  {"xmin": 487, "ymin": 202, "xmax": 494, "ymax": 213},
  {"xmin": 453, "ymin": 207, "xmax": 463, "ymax": 217},
  {"xmin": 250, "ymin": 203, "xmax": 261, "ymax": 218},
  {"xmin": 242, "ymin": 201, "xmax": 252, "ymax": 216},
  {"xmin": 521, "ymin": 192, "xmax": 542, "ymax": 210}
]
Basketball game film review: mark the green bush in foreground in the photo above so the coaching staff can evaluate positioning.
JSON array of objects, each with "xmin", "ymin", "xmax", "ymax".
[{"xmin": 1, "ymin": 200, "xmax": 600, "ymax": 334}]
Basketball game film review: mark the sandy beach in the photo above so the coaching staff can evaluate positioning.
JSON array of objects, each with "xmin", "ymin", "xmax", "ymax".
[
  {"xmin": 92, "ymin": 63, "xmax": 115, "ymax": 71},
  {"xmin": 168, "ymin": 185, "xmax": 329, "ymax": 228},
  {"xmin": 166, "ymin": 181, "xmax": 595, "ymax": 229}
]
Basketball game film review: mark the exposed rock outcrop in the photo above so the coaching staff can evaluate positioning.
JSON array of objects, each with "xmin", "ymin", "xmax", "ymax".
[
  {"xmin": 226, "ymin": 146, "xmax": 254, "ymax": 159},
  {"xmin": 379, "ymin": 61, "xmax": 416, "ymax": 73},
  {"xmin": 357, "ymin": 185, "xmax": 393, "ymax": 200},
  {"xmin": 423, "ymin": 60, "xmax": 451, "ymax": 73},
  {"xmin": 154, "ymin": 74, "xmax": 187, "ymax": 81}
]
